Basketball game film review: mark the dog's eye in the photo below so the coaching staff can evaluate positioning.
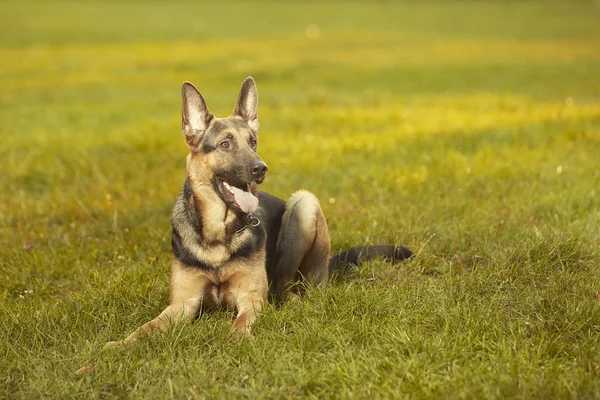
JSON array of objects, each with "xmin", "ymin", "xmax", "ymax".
[
  {"xmin": 250, "ymin": 138, "xmax": 257, "ymax": 148},
  {"xmin": 219, "ymin": 141, "xmax": 230, "ymax": 149}
]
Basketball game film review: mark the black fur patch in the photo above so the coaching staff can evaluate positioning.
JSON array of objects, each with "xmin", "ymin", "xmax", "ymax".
[
  {"xmin": 182, "ymin": 178, "xmax": 204, "ymax": 239},
  {"xmin": 171, "ymin": 226, "xmax": 212, "ymax": 270},
  {"xmin": 230, "ymin": 223, "xmax": 266, "ymax": 260}
]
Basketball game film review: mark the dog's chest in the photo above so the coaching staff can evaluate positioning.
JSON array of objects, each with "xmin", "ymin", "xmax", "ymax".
[
  {"xmin": 200, "ymin": 261, "xmax": 255, "ymax": 309},
  {"xmin": 204, "ymin": 280, "xmax": 233, "ymax": 309}
]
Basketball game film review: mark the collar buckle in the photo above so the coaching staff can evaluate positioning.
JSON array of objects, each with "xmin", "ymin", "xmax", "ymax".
[{"xmin": 235, "ymin": 213, "xmax": 261, "ymax": 234}]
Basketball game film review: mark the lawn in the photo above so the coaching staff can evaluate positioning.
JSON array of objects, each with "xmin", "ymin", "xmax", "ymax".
[{"xmin": 1, "ymin": 1, "xmax": 600, "ymax": 398}]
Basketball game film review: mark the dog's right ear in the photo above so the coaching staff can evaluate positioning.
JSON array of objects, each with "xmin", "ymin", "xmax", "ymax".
[{"xmin": 181, "ymin": 81, "xmax": 213, "ymax": 149}]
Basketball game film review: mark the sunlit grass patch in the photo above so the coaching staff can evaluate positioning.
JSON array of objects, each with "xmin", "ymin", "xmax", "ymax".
[{"xmin": 2, "ymin": 34, "xmax": 599, "ymax": 92}]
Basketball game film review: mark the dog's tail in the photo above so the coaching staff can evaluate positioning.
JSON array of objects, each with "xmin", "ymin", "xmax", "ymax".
[{"xmin": 328, "ymin": 245, "xmax": 413, "ymax": 276}]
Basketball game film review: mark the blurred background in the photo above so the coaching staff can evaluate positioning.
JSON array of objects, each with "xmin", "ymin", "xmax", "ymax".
[{"xmin": 1, "ymin": 0, "xmax": 599, "ymax": 287}]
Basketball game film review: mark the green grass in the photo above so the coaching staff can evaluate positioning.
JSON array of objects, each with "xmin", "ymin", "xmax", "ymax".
[{"xmin": 2, "ymin": 0, "xmax": 600, "ymax": 398}]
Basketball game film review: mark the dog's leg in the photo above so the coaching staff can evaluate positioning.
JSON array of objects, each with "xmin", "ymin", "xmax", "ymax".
[
  {"xmin": 104, "ymin": 260, "xmax": 210, "ymax": 348},
  {"xmin": 222, "ymin": 262, "xmax": 268, "ymax": 338},
  {"xmin": 231, "ymin": 290, "xmax": 265, "ymax": 338},
  {"xmin": 271, "ymin": 190, "xmax": 331, "ymax": 299}
]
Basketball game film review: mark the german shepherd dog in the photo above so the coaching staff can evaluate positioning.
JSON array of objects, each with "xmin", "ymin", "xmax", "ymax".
[{"xmin": 105, "ymin": 77, "xmax": 412, "ymax": 346}]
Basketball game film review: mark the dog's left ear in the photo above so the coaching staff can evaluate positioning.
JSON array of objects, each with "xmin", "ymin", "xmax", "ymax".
[
  {"xmin": 232, "ymin": 77, "xmax": 259, "ymax": 131},
  {"xmin": 181, "ymin": 81, "xmax": 214, "ymax": 149}
]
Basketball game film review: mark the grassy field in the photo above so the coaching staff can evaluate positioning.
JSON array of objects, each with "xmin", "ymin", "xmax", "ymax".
[{"xmin": 2, "ymin": 1, "xmax": 600, "ymax": 398}]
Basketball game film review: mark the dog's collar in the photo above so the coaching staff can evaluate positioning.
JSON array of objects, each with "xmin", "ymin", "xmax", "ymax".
[{"xmin": 235, "ymin": 213, "xmax": 261, "ymax": 234}]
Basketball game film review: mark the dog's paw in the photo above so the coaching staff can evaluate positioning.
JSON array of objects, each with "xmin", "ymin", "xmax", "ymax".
[
  {"xmin": 230, "ymin": 322, "xmax": 255, "ymax": 340},
  {"xmin": 231, "ymin": 329, "xmax": 255, "ymax": 340}
]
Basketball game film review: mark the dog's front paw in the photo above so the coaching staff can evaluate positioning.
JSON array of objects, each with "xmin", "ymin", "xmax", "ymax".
[
  {"xmin": 231, "ymin": 328, "xmax": 255, "ymax": 340},
  {"xmin": 230, "ymin": 319, "xmax": 255, "ymax": 340}
]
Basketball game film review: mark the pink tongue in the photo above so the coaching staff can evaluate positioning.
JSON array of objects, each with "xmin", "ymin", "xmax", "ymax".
[{"xmin": 230, "ymin": 185, "xmax": 259, "ymax": 213}]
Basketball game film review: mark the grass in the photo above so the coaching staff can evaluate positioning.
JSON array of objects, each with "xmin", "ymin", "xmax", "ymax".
[{"xmin": 1, "ymin": 0, "xmax": 600, "ymax": 398}]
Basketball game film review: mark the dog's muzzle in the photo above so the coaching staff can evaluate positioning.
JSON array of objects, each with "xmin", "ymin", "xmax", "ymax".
[{"xmin": 252, "ymin": 161, "xmax": 268, "ymax": 184}]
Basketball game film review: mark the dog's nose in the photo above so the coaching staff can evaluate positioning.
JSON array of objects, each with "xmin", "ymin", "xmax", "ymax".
[{"xmin": 252, "ymin": 161, "xmax": 268, "ymax": 177}]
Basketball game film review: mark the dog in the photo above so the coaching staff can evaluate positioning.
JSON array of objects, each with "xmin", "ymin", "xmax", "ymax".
[{"xmin": 105, "ymin": 77, "xmax": 412, "ymax": 346}]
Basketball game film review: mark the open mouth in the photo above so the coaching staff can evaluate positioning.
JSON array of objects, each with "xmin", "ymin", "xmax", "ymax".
[{"xmin": 217, "ymin": 179, "xmax": 259, "ymax": 214}]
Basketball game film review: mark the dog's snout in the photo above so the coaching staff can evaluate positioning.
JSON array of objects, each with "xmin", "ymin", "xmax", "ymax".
[{"xmin": 252, "ymin": 161, "xmax": 268, "ymax": 177}]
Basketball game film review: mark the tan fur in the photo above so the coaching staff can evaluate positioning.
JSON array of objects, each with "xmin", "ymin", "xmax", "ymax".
[
  {"xmin": 105, "ymin": 248, "xmax": 267, "ymax": 348},
  {"xmin": 297, "ymin": 209, "xmax": 330, "ymax": 284},
  {"xmin": 105, "ymin": 78, "xmax": 330, "ymax": 348},
  {"xmin": 183, "ymin": 150, "xmax": 257, "ymax": 266},
  {"xmin": 282, "ymin": 190, "xmax": 323, "ymax": 240},
  {"xmin": 105, "ymin": 157, "xmax": 268, "ymax": 347},
  {"xmin": 104, "ymin": 259, "xmax": 210, "ymax": 347},
  {"xmin": 187, "ymin": 153, "xmax": 235, "ymax": 243},
  {"xmin": 271, "ymin": 191, "xmax": 331, "ymax": 298}
]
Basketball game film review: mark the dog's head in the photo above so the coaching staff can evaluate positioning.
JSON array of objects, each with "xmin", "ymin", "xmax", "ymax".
[{"xmin": 181, "ymin": 77, "xmax": 267, "ymax": 214}]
